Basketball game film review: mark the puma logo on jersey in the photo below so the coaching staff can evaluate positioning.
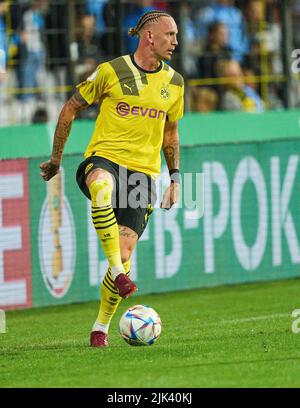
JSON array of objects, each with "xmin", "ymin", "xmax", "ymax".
[{"xmin": 123, "ymin": 83, "xmax": 134, "ymax": 93}]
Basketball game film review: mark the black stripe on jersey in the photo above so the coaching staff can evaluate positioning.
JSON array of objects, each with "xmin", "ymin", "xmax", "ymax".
[
  {"xmin": 170, "ymin": 71, "xmax": 184, "ymax": 87},
  {"xmin": 109, "ymin": 57, "xmax": 139, "ymax": 96},
  {"xmin": 139, "ymin": 70, "xmax": 148, "ymax": 85},
  {"xmin": 163, "ymin": 62, "xmax": 170, "ymax": 71}
]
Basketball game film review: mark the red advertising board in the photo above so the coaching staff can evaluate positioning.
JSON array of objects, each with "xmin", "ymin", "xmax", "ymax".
[{"xmin": 0, "ymin": 159, "xmax": 32, "ymax": 309}]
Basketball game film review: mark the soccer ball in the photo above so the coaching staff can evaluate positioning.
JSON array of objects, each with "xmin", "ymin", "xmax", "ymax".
[{"xmin": 119, "ymin": 304, "xmax": 162, "ymax": 346}]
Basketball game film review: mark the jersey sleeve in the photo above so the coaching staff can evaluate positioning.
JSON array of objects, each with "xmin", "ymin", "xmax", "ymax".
[
  {"xmin": 76, "ymin": 63, "xmax": 110, "ymax": 105},
  {"xmin": 167, "ymin": 83, "xmax": 184, "ymax": 122}
]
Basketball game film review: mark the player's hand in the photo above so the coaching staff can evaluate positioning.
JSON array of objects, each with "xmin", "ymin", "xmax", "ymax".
[
  {"xmin": 160, "ymin": 182, "xmax": 180, "ymax": 210},
  {"xmin": 40, "ymin": 159, "xmax": 60, "ymax": 181}
]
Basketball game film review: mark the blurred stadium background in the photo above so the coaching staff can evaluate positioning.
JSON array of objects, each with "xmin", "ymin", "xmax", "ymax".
[
  {"xmin": 0, "ymin": 0, "xmax": 300, "ymax": 124},
  {"xmin": 0, "ymin": 0, "xmax": 299, "ymax": 312}
]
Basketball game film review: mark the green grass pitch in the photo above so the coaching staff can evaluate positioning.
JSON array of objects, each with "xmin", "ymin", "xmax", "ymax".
[{"xmin": 1, "ymin": 278, "xmax": 300, "ymax": 388}]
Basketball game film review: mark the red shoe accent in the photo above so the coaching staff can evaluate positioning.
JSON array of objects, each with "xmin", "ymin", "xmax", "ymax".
[
  {"xmin": 114, "ymin": 273, "xmax": 138, "ymax": 299},
  {"xmin": 90, "ymin": 331, "xmax": 109, "ymax": 347}
]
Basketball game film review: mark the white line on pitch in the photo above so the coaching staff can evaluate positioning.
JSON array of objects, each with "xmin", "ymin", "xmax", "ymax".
[{"xmin": 201, "ymin": 312, "xmax": 291, "ymax": 327}]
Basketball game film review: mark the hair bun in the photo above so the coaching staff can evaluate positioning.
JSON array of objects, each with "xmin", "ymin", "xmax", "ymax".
[{"xmin": 128, "ymin": 27, "xmax": 138, "ymax": 37}]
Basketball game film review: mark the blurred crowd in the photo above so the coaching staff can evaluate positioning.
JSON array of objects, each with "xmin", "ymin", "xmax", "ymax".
[
  {"xmin": 0, "ymin": 0, "xmax": 300, "ymax": 126},
  {"xmin": 185, "ymin": 0, "xmax": 300, "ymax": 113}
]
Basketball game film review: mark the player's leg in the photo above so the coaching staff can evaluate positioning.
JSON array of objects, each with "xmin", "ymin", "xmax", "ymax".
[
  {"xmin": 114, "ymin": 225, "xmax": 139, "ymax": 298},
  {"xmin": 88, "ymin": 167, "xmax": 155, "ymax": 346},
  {"xmin": 91, "ymin": 225, "xmax": 138, "ymax": 347},
  {"xmin": 87, "ymin": 169, "xmax": 128, "ymax": 281}
]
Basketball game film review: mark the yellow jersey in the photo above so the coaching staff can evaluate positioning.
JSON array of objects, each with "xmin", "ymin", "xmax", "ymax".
[{"xmin": 76, "ymin": 54, "xmax": 184, "ymax": 177}]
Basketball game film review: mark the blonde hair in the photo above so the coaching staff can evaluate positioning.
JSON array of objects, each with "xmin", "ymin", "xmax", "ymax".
[{"xmin": 128, "ymin": 10, "xmax": 172, "ymax": 37}]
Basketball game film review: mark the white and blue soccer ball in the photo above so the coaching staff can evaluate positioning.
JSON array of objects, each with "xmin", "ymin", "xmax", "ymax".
[{"xmin": 119, "ymin": 304, "xmax": 162, "ymax": 346}]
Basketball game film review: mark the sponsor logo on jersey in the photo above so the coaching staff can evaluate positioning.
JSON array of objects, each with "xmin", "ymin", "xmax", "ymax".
[{"xmin": 116, "ymin": 102, "xmax": 166, "ymax": 119}]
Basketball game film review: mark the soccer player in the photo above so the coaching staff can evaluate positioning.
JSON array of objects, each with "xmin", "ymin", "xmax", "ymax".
[{"xmin": 40, "ymin": 10, "xmax": 184, "ymax": 347}]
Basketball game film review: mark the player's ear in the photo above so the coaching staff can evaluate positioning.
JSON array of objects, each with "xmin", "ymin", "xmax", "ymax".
[{"xmin": 147, "ymin": 30, "xmax": 154, "ymax": 46}]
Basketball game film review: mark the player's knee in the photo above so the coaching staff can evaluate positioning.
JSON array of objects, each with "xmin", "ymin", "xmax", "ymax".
[{"xmin": 89, "ymin": 179, "xmax": 113, "ymax": 207}]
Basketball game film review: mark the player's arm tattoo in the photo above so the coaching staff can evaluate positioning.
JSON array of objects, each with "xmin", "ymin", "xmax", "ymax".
[
  {"xmin": 51, "ymin": 90, "xmax": 89, "ymax": 164},
  {"xmin": 68, "ymin": 90, "xmax": 89, "ymax": 112},
  {"xmin": 162, "ymin": 120, "xmax": 180, "ymax": 171},
  {"xmin": 51, "ymin": 119, "xmax": 71, "ymax": 163},
  {"xmin": 163, "ymin": 141, "xmax": 180, "ymax": 170}
]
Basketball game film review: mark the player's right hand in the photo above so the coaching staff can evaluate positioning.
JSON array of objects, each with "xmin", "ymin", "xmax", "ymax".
[
  {"xmin": 160, "ymin": 182, "xmax": 180, "ymax": 210},
  {"xmin": 40, "ymin": 160, "xmax": 60, "ymax": 181}
]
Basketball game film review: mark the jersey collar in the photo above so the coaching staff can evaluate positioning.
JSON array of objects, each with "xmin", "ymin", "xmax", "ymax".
[{"xmin": 130, "ymin": 54, "xmax": 163, "ymax": 74}]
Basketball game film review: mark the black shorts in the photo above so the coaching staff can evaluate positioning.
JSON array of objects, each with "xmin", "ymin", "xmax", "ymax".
[{"xmin": 76, "ymin": 156, "xmax": 157, "ymax": 238}]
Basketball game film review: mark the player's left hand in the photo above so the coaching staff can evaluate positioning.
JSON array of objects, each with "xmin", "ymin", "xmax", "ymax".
[
  {"xmin": 39, "ymin": 159, "xmax": 60, "ymax": 181},
  {"xmin": 160, "ymin": 182, "xmax": 180, "ymax": 210}
]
